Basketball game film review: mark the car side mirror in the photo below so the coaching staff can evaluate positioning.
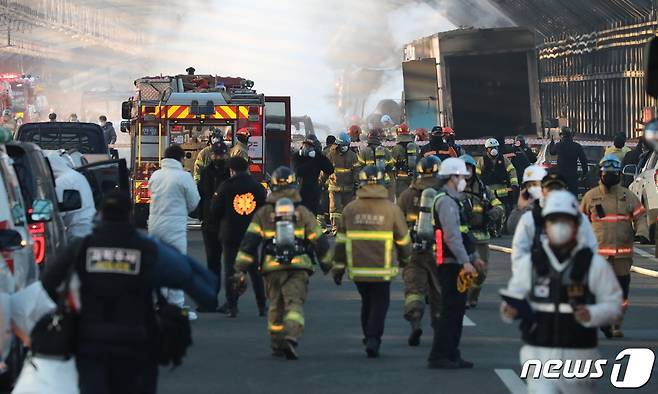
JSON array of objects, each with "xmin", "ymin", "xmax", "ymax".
[
  {"xmin": 59, "ymin": 189, "xmax": 82, "ymax": 212},
  {"xmin": 31, "ymin": 199, "xmax": 54, "ymax": 222},
  {"xmin": 120, "ymin": 120, "xmax": 130, "ymax": 133},
  {"xmin": 622, "ymin": 165, "xmax": 637, "ymax": 176},
  {"xmin": 0, "ymin": 229, "xmax": 24, "ymax": 251}
]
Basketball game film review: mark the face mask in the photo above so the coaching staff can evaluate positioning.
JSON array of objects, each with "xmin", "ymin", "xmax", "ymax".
[
  {"xmin": 601, "ymin": 173, "xmax": 620, "ymax": 187},
  {"xmin": 308, "ymin": 150, "xmax": 316, "ymax": 158},
  {"xmin": 339, "ymin": 145, "xmax": 349, "ymax": 153},
  {"xmin": 455, "ymin": 176, "xmax": 467, "ymax": 192},
  {"xmin": 514, "ymin": 140, "xmax": 522, "ymax": 147},
  {"xmin": 446, "ymin": 136, "xmax": 455, "ymax": 145},
  {"xmin": 100, "ymin": 121, "xmax": 106, "ymax": 127},
  {"xmin": 490, "ymin": 148, "xmax": 499, "ymax": 157},
  {"xmin": 546, "ymin": 221, "xmax": 575, "ymax": 246},
  {"xmin": 528, "ymin": 186, "xmax": 543, "ymax": 200},
  {"xmin": 430, "ymin": 135, "xmax": 443, "ymax": 146}
]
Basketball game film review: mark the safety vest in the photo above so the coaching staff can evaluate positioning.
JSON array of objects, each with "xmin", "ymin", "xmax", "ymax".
[
  {"xmin": 432, "ymin": 192, "xmax": 476, "ymax": 265},
  {"xmin": 341, "ymin": 230, "xmax": 401, "ymax": 281},
  {"xmin": 522, "ymin": 248, "xmax": 597, "ymax": 349}
]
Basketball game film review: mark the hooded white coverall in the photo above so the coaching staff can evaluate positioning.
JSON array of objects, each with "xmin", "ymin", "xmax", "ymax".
[
  {"xmin": 148, "ymin": 158, "xmax": 200, "ymax": 307},
  {"xmin": 46, "ymin": 153, "xmax": 96, "ymax": 240}
]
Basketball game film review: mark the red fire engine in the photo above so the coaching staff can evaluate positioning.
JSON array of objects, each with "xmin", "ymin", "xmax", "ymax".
[
  {"xmin": 121, "ymin": 72, "xmax": 291, "ymax": 226},
  {"xmin": 0, "ymin": 72, "xmax": 36, "ymax": 125}
]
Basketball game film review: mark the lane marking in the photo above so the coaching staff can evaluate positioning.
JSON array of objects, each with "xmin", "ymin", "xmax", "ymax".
[
  {"xmin": 463, "ymin": 315, "xmax": 475, "ymax": 326},
  {"xmin": 490, "ymin": 244, "xmax": 658, "ymax": 278},
  {"xmin": 495, "ymin": 369, "xmax": 526, "ymax": 394}
]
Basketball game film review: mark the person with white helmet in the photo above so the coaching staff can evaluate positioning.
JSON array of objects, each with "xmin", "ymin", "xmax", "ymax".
[
  {"xmin": 510, "ymin": 170, "xmax": 598, "ymax": 273},
  {"xmin": 501, "ymin": 190, "xmax": 622, "ymax": 394},
  {"xmin": 506, "ymin": 164, "xmax": 548, "ymax": 233},
  {"xmin": 428, "ymin": 157, "xmax": 484, "ymax": 369},
  {"xmin": 477, "ymin": 139, "xmax": 519, "ymax": 231}
]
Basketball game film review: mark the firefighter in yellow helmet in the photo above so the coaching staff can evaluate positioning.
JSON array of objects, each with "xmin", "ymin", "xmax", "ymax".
[
  {"xmin": 234, "ymin": 166, "xmax": 334, "ymax": 359},
  {"xmin": 476, "ymin": 138, "xmax": 519, "ymax": 236},
  {"xmin": 333, "ymin": 165, "xmax": 412, "ymax": 357},
  {"xmin": 355, "ymin": 128, "xmax": 396, "ymax": 201},
  {"xmin": 460, "ymin": 154, "xmax": 505, "ymax": 308},
  {"xmin": 397, "ymin": 155, "xmax": 442, "ymax": 347},
  {"xmin": 325, "ymin": 132, "xmax": 358, "ymax": 234},
  {"xmin": 581, "ymin": 154, "xmax": 650, "ymax": 338}
]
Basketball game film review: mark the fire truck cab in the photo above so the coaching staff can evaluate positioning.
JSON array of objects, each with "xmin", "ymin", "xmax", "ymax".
[{"xmin": 121, "ymin": 73, "xmax": 291, "ymax": 227}]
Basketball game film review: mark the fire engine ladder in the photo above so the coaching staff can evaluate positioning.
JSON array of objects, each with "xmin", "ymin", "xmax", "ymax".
[{"xmin": 136, "ymin": 91, "xmax": 164, "ymax": 166}]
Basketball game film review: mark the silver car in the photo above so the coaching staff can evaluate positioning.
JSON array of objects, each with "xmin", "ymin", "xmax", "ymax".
[{"xmin": 626, "ymin": 151, "xmax": 658, "ymax": 239}]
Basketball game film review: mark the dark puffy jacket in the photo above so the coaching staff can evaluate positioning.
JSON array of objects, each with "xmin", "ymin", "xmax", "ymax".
[
  {"xmin": 293, "ymin": 150, "xmax": 334, "ymax": 214},
  {"xmin": 211, "ymin": 172, "xmax": 267, "ymax": 247},
  {"xmin": 198, "ymin": 160, "xmax": 230, "ymax": 231}
]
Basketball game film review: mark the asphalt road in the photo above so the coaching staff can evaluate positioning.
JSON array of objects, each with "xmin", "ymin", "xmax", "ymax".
[{"xmin": 157, "ymin": 231, "xmax": 658, "ymax": 394}]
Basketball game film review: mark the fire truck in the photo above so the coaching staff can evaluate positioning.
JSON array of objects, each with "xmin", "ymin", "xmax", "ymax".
[
  {"xmin": 0, "ymin": 73, "xmax": 38, "ymax": 126},
  {"xmin": 121, "ymin": 72, "xmax": 291, "ymax": 226}
]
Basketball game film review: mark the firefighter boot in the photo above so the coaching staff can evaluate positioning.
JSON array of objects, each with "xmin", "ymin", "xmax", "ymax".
[
  {"xmin": 365, "ymin": 337, "xmax": 380, "ymax": 358},
  {"xmin": 408, "ymin": 318, "xmax": 422, "ymax": 347},
  {"xmin": 283, "ymin": 338, "xmax": 298, "ymax": 360}
]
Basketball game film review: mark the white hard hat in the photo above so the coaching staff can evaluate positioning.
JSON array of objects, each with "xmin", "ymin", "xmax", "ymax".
[
  {"xmin": 439, "ymin": 157, "xmax": 470, "ymax": 176},
  {"xmin": 485, "ymin": 138, "xmax": 499, "ymax": 148},
  {"xmin": 380, "ymin": 114, "xmax": 393, "ymax": 124},
  {"xmin": 522, "ymin": 165, "xmax": 548, "ymax": 184},
  {"xmin": 542, "ymin": 190, "xmax": 580, "ymax": 218}
]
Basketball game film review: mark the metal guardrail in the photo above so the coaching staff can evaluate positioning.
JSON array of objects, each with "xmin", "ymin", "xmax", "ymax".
[{"xmin": 489, "ymin": 244, "xmax": 658, "ymax": 278}]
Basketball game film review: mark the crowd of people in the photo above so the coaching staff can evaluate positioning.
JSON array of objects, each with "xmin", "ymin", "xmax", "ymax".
[{"xmin": 18, "ymin": 118, "xmax": 650, "ymax": 394}]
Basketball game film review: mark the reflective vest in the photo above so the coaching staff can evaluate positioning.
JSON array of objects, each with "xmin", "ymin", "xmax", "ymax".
[
  {"xmin": 477, "ymin": 155, "xmax": 518, "ymax": 196},
  {"xmin": 523, "ymin": 248, "xmax": 597, "ymax": 349},
  {"xmin": 432, "ymin": 192, "xmax": 476, "ymax": 264}
]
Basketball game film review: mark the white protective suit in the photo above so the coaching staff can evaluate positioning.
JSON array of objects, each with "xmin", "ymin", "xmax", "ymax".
[
  {"xmin": 511, "ymin": 210, "xmax": 597, "ymax": 273},
  {"xmin": 503, "ymin": 237, "xmax": 622, "ymax": 394},
  {"xmin": 147, "ymin": 158, "xmax": 200, "ymax": 307},
  {"xmin": 46, "ymin": 153, "xmax": 96, "ymax": 240}
]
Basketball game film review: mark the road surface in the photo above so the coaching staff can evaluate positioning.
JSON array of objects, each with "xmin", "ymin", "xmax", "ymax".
[{"xmin": 158, "ymin": 232, "xmax": 658, "ymax": 394}]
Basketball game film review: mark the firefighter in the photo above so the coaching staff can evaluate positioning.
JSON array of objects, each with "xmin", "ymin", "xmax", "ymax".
[
  {"xmin": 391, "ymin": 123, "xmax": 419, "ymax": 197},
  {"xmin": 333, "ymin": 165, "xmax": 412, "ymax": 358},
  {"xmin": 420, "ymin": 126, "xmax": 459, "ymax": 160},
  {"xmin": 397, "ymin": 156, "xmax": 442, "ymax": 347},
  {"xmin": 502, "ymin": 190, "xmax": 622, "ymax": 394},
  {"xmin": 230, "ymin": 127, "xmax": 250, "ymax": 160},
  {"xmin": 234, "ymin": 167, "xmax": 333, "ymax": 360},
  {"xmin": 193, "ymin": 128, "xmax": 223, "ymax": 182},
  {"xmin": 460, "ymin": 154, "xmax": 505, "ymax": 308},
  {"xmin": 581, "ymin": 154, "xmax": 650, "ymax": 338},
  {"xmin": 604, "ymin": 132, "xmax": 632, "ymax": 163},
  {"xmin": 356, "ymin": 128, "xmax": 396, "ymax": 201},
  {"xmin": 428, "ymin": 157, "xmax": 484, "ymax": 369},
  {"xmin": 325, "ymin": 132, "xmax": 357, "ymax": 234},
  {"xmin": 477, "ymin": 138, "xmax": 519, "ymax": 235},
  {"xmin": 415, "ymin": 128, "xmax": 429, "ymax": 143}
]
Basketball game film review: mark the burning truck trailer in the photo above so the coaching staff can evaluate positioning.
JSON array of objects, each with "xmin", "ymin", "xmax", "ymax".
[{"xmin": 402, "ymin": 27, "xmax": 542, "ymax": 142}]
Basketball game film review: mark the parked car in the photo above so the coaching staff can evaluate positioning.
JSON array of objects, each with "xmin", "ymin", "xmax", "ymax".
[
  {"xmin": 5, "ymin": 142, "xmax": 71, "ymax": 265},
  {"xmin": 626, "ymin": 150, "xmax": 658, "ymax": 240},
  {"xmin": 15, "ymin": 122, "xmax": 113, "ymax": 164},
  {"xmin": 535, "ymin": 141, "xmax": 606, "ymax": 197}
]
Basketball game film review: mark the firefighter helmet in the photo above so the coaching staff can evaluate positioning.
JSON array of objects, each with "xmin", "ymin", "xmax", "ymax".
[
  {"xmin": 397, "ymin": 123, "xmax": 410, "ymax": 135},
  {"xmin": 367, "ymin": 128, "xmax": 383, "ymax": 143},
  {"xmin": 542, "ymin": 190, "xmax": 580, "ymax": 219},
  {"xmin": 430, "ymin": 126, "xmax": 443, "ymax": 136},
  {"xmin": 439, "ymin": 157, "xmax": 469, "ymax": 176},
  {"xmin": 599, "ymin": 154, "xmax": 622, "ymax": 173},
  {"xmin": 271, "ymin": 166, "xmax": 297, "ymax": 191},
  {"xmin": 380, "ymin": 114, "xmax": 393, "ymax": 125},
  {"xmin": 348, "ymin": 124, "xmax": 362, "ymax": 140},
  {"xmin": 484, "ymin": 138, "xmax": 499, "ymax": 148},
  {"xmin": 358, "ymin": 165, "xmax": 385, "ymax": 186},
  {"xmin": 416, "ymin": 156, "xmax": 440, "ymax": 177},
  {"xmin": 459, "ymin": 154, "xmax": 477, "ymax": 168},
  {"xmin": 415, "ymin": 128, "xmax": 429, "ymax": 141},
  {"xmin": 442, "ymin": 127, "xmax": 455, "ymax": 136},
  {"xmin": 236, "ymin": 127, "xmax": 251, "ymax": 137},
  {"xmin": 336, "ymin": 132, "xmax": 351, "ymax": 146}
]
